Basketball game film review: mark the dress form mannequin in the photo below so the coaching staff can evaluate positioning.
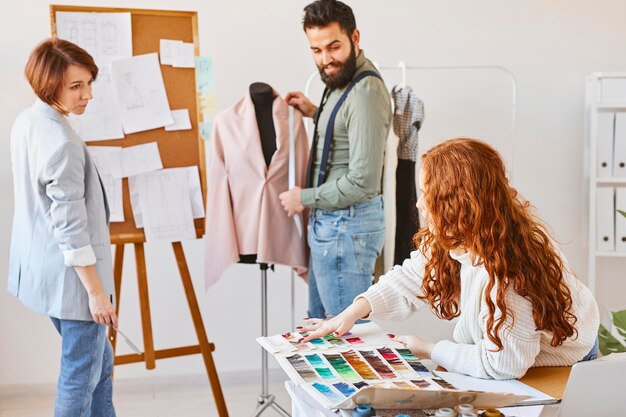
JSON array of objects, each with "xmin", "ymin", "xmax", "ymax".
[
  {"xmin": 239, "ymin": 82, "xmax": 278, "ymax": 265},
  {"xmin": 250, "ymin": 82, "xmax": 277, "ymax": 167},
  {"xmin": 245, "ymin": 84, "xmax": 290, "ymax": 417}
]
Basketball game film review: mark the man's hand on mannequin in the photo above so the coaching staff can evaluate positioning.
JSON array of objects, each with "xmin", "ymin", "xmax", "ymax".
[
  {"xmin": 284, "ymin": 91, "xmax": 317, "ymax": 118},
  {"xmin": 279, "ymin": 187, "xmax": 305, "ymax": 216}
]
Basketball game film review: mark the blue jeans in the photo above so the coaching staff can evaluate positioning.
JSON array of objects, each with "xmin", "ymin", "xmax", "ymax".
[
  {"xmin": 51, "ymin": 318, "xmax": 116, "ymax": 417},
  {"xmin": 307, "ymin": 195, "xmax": 385, "ymax": 319}
]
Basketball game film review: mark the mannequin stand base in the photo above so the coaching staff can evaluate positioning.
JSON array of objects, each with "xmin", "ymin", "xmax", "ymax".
[{"xmin": 251, "ymin": 394, "xmax": 291, "ymax": 417}]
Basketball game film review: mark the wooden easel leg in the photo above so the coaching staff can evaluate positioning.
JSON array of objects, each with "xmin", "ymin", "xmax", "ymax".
[
  {"xmin": 135, "ymin": 242, "xmax": 156, "ymax": 369},
  {"xmin": 110, "ymin": 244, "xmax": 125, "ymax": 352},
  {"xmin": 172, "ymin": 242, "xmax": 229, "ymax": 417}
]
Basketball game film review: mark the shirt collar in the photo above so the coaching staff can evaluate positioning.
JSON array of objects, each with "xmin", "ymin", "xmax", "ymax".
[
  {"xmin": 355, "ymin": 49, "xmax": 367, "ymax": 71},
  {"xmin": 33, "ymin": 98, "xmax": 65, "ymax": 123},
  {"xmin": 449, "ymin": 249, "xmax": 475, "ymax": 266}
]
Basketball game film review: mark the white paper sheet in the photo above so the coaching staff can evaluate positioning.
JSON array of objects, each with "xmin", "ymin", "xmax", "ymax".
[
  {"xmin": 89, "ymin": 142, "xmax": 162, "ymax": 180},
  {"xmin": 70, "ymin": 69, "xmax": 126, "ymax": 141},
  {"xmin": 56, "ymin": 12, "xmax": 131, "ymax": 141},
  {"xmin": 159, "ymin": 39, "xmax": 182, "ymax": 65},
  {"xmin": 120, "ymin": 142, "xmax": 163, "ymax": 178},
  {"xmin": 89, "ymin": 146, "xmax": 124, "ymax": 178},
  {"xmin": 164, "ymin": 109, "xmax": 192, "ymax": 131},
  {"xmin": 131, "ymin": 169, "xmax": 197, "ymax": 242},
  {"xmin": 100, "ymin": 174, "xmax": 124, "ymax": 222},
  {"xmin": 129, "ymin": 166, "xmax": 203, "ymax": 228},
  {"xmin": 112, "ymin": 53, "xmax": 173, "ymax": 134},
  {"xmin": 173, "ymin": 42, "xmax": 195, "ymax": 68}
]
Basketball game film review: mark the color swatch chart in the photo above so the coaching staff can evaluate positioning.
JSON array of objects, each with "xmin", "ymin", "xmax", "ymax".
[{"xmin": 257, "ymin": 323, "xmax": 459, "ymax": 408}]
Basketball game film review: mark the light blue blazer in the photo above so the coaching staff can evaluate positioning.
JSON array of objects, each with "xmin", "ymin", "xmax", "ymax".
[{"xmin": 8, "ymin": 99, "xmax": 115, "ymax": 321}]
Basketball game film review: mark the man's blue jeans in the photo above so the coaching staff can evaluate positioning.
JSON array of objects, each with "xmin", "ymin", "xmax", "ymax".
[
  {"xmin": 51, "ymin": 318, "xmax": 116, "ymax": 417},
  {"xmin": 307, "ymin": 195, "xmax": 385, "ymax": 319}
]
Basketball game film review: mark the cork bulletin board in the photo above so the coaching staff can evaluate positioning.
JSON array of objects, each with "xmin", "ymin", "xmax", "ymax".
[{"xmin": 50, "ymin": 5, "xmax": 206, "ymax": 244}]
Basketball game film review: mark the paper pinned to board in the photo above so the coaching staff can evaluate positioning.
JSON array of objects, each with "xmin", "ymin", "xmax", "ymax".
[
  {"xmin": 164, "ymin": 109, "xmax": 192, "ymax": 131},
  {"xmin": 129, "ymin": 166, "xmax": 204, "ymax": 229},
  {"xmin": 70, "ymin": 70, "xmax": 126, "ymax": 141},
  {"xmin": 56, "ymin": 11, "xmax": 131, "ymax": 141},
  {"xmin": 130, "ymin": 168, "xmax": 197, "ymax": 242},
  {"xmin": 195, "ymin": 56, "xmax": 217, "ymax": 141},
  {"xmin": 195, "ymin": 56, "xmax": 215, "ymax": 94},
  {"xmin": 199, "ymin": 121, "xmax": 213, "ymax": 141},
  {"xmin": 160, "ymin": 39, "xmax": 195, "ymax": 68},
  {"xmin": 159, "ymin": 39, "xmax": 182, "ymax": 65},
  {"xmin": 121, "ymin": 142, "xmax": 164, "ymax": 177},
  {"xmin": 173, "ymin": 42, "xmax": 195, "ymax": 68},
  {"xmin": 198, "ymin": 93, "xmax": 217, "ymax": 119},
  {"xmin": 87, "ymin": 142, "xmax": 163, "ymax": 178},
  {"xmin": 100, "ymin": 175, "xmax": 124, "ymax": 222},
  {"xmin": 89, "ymin": 142, "xmax": 163, "ymax": 179},
  {"xmin": 88, "ymin": 146, "xmax": 124, "ymax": 178},
  {"xmin": 111, "ymin": 53, "xmax": 173, "ymax": 134}
]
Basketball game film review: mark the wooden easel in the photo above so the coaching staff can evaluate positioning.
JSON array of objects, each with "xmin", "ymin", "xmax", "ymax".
[
  {"xmin": 51, "ymin": 5, "xmax": 228, "ymax": 417},
  {"xmin": 110, "ymin": 242, "xmax": 228, "ymax": 417}
]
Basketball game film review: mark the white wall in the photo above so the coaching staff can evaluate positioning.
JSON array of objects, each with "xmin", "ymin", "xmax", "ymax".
[{"xmin": 2, "ymin": 0, "xmax": 626, "ymax": 385}]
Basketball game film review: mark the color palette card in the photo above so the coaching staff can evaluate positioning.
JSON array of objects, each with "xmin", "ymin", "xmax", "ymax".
[
  {"xmin": 257, "ymin": 322, "xmax": 402, "ymax": 354},
  {"xmin": 259, "ymin": 322, "xmax": 532, "ymax": 410},
  {"xmin": 257, "ymin": 331, "xmax": 332, "ymax": 354},
  {"xmin": 304, "ymin": 377, "xmax": 458, "ymax": 409},
  {"xmin": 261, "ymin": 324, "xmax": 436, "ymax": 387}
]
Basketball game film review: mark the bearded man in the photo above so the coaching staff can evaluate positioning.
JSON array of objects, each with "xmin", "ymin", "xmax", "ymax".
[{"xmin": 280, "ymin": 0, "xmax": 392, "ymax": 320}]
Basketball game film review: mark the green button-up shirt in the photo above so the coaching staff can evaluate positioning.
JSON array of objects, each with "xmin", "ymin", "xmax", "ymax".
[{"xmin": 300, "ymin": 50, "xmax": 392, "ymax": 210}]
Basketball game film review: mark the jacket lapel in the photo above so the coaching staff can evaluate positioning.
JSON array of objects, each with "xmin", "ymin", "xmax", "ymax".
[{"xmin": 267, "ymin": 95, "xmax": 288, "ymax": 179}]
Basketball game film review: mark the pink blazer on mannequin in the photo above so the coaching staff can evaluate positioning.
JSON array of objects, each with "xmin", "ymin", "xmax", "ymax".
[{"xmin": 205, "ymin": 91, "xmax": 309, "ymax": 288}]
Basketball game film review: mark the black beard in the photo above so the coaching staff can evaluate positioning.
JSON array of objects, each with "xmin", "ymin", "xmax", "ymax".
[{"xmin": 318, "ymin": 43, "xmax": 358, "ymax": 90}]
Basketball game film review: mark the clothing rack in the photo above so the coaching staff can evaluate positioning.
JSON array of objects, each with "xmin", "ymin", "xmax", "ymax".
[{"xmin": 303, "ymin": 62, "xmax": 518, "ymax": 176}]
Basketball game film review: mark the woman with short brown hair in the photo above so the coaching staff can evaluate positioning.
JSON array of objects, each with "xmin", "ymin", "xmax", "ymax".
[{"xmin": 8, "ymin": 37, "xmax": 117, "ymax": 416}]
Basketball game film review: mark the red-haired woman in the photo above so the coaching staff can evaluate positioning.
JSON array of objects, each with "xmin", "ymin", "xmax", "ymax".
[
  {"xmin": 8, "ymin": 38, "xmax": 117, "ymax": 415},
  {"xmin": 302, "ymin": 138, "xmax": 599, "ymax": 380}
]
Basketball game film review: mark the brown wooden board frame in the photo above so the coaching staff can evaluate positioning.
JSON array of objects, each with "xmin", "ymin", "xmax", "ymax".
[{"xmin": 50, "ymin": 5, "xmax": 206, "ymax": 244}]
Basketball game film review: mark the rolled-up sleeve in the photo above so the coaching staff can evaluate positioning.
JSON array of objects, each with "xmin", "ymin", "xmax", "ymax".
[
  {"xmin": 357, "ymin": 250, "xmax": 427, "ymax": 320},
  {"xmin": 43, "ymin": 141, "xmax": 95, "ymax": 267},
  {"xmin": 430, "ymin": 291, "xmax": 541, "ymax": 380}
]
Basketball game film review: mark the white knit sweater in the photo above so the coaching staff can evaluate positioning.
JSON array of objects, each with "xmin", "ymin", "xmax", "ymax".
[{"xmin": 359, "ymin": 249, "xmax": 599, "ymax": 380}]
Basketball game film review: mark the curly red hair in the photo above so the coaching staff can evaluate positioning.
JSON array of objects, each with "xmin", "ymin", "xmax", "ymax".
[{"xmin": 414, "ymin": 138, "xmax": 577, "ymax": 350}]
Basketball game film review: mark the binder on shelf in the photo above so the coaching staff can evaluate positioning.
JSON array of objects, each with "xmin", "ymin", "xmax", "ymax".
[
  {"xmin": 597, "ymin": 112, "xmax": 615, "ymax": 178},
  {"xmin": 615, "ymin": 188, "xmax": 626, "ymax": 252},
  {"xmin": 600, "ymin": 78, "xmax": 626, "ymax": 103},
  {"xmin": 597, "ymin": 187, "xmax": 615, "ymax": 252},
  {"xmin": 614, "ymin": 113, "xmax": 626, "ymax": 177}
]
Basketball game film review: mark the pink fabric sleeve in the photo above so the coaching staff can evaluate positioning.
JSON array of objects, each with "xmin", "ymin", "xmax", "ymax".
[{"xmin": 204, "ymin": 117, "xmax": 240, "ymax": 289}]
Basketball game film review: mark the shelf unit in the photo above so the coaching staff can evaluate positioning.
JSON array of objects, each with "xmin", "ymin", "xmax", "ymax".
[{"xmin": 586, "ymin": 73, "xmax": 626, "ymax": 294}]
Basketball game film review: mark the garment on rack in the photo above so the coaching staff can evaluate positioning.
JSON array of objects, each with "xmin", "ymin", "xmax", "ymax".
[
  {"xmin": 204, "ymin": 92, "xmax": 309, "ymax": 288},
  {"xmin": 391, "ymin": 85, "xmax": 424, "ymax": 162},
  {"xmin": 394, "ymin": 159, "xmax": 419, "ymax": 266},
  {"xmin": 390, "ymin": 86, "xmax": 424, "ymax": 266},
  {"xmin": 382, "ymin": 129, "xmax": 399, "ymax": 272}
]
